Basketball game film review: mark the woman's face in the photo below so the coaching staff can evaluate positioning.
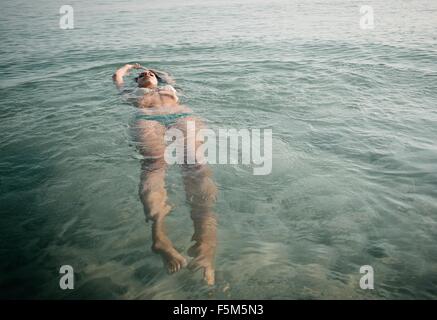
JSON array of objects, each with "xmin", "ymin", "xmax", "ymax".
[{"xmin": 137, "ymin": 70, "xmax": 158, "ymax": 88}]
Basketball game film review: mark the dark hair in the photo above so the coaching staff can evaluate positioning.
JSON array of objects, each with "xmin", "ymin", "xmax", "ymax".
[{"xmin": 134, "ymin": 69, "xmax": 175, "ymax": 85}]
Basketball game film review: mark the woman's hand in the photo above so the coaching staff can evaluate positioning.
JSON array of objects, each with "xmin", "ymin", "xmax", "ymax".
[
  {"xmin": 113, "ymin": 63, "xmax": 143, "ymax": 88},
  {"xmin": 125, "ymin": 63, "xmax": 143, "ymax": 70}
]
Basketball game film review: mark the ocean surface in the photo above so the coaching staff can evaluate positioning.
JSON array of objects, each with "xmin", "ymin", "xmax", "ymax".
[{"xmin": 1, "ymin": 0, "xmax": 436, "ymax": 299}]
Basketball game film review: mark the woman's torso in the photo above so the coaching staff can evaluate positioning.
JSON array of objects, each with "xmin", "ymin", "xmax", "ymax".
[{"xmin": 132, "ymin": 86, "xmax": 192, "ymax": 115}]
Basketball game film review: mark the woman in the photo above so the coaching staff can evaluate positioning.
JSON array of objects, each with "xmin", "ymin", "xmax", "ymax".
[{"xmin": 113, "ymin": 63, "xmax": 218, "ymax": 285}]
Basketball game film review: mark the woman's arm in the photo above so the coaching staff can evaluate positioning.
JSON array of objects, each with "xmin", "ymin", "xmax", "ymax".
[{"xmin": 112, "ymin": 63, "xmax": 142, "ymax": 89}]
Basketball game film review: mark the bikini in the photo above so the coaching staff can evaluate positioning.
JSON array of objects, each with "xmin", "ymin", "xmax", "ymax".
[
  {"xmin": 132, "ymin": 86, "xmax": 192, "ymax": 127},
  {"xmin": 135, "ymin": 112, "xmax": 192, "ymax": 127}
]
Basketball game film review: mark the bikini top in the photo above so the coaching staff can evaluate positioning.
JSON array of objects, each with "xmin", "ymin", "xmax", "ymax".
[{"xmin": 133, "ymin": 85, "xmax": 179, "ymax": 102}]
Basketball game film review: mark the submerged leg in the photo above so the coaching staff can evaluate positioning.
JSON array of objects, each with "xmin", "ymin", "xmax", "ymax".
[
  {"xmin": 174, "ymin": 116, "xmax": 218, "ymax": 285},
  {"xmin": 183, "ymin": 164, "xmax": 218, "ymax": 285},
  {"xmin": 136, "ymin": 119, "xmax": 187, "ymax": 273}
]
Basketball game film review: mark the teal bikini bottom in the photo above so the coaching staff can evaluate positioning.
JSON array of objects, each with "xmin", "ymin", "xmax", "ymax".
[{"xmin": 136, "ymin": 112, "xmax": 192, "ymax": 127}]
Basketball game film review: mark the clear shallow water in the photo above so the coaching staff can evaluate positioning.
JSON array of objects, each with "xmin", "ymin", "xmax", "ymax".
[{"xmin": 1, "ymin": 0, "xmax": 437, "ymax": 299}]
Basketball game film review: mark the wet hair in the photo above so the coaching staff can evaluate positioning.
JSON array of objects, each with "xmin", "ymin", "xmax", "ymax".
[{"xmin": 134, "ymin": 68, "xmax": 175, "ymax": 86}]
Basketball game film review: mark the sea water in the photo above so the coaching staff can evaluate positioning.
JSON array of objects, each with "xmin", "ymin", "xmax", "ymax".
[{"xmin": 0, "ymin": 0, "xmax": 436, "ymax": 299}]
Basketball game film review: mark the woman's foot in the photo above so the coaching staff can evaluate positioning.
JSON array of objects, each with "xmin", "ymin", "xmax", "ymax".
[
  {"xmin": 187, "ymin": 242, "xmax": 216, "ymax": 285},
  {"xmin": 152, "ymin": 239, "xmax": 187, "ymax": 274}
]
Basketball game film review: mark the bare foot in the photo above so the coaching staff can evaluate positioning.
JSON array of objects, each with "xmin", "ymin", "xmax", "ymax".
[
  {"xmin": 187, "ymin": 242, "xmax": 216, "ymax": 285},
  {"xmin": 152, "ymin": 239, "xmax": 187, "ymax": 274}
]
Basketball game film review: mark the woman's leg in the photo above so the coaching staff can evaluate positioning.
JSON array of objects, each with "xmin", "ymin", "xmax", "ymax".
[
  {"xmin": 173, "ymin": 116, "xmax": 218, "ymax": 285},
  {"xmin": 135, "ymin": 119, "xmax": 187, "ymax": 273}
]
